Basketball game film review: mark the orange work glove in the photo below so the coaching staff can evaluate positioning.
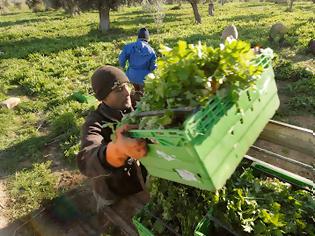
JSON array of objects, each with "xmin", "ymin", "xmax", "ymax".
[{"xmin": 106, "ymin": 124, "xmax": 148, "ymax": 168}]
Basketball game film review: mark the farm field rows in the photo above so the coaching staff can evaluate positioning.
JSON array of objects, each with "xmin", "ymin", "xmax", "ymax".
[{"xmin": 0, "ymin": 1, "xmax": 314, "ymax": 233}]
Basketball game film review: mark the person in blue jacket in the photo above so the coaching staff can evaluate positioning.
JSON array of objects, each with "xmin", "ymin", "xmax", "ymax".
[{"xmin": 119, "ymin": 28, "xmax": 157, "ymax": 92}]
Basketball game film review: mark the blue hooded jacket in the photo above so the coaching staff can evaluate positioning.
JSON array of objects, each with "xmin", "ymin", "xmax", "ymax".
[{"xmin": 119, "ymin": 39, "xmax": 157, "ymax": 85}]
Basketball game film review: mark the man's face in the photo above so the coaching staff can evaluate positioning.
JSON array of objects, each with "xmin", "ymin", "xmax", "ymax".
[{"xmin": 103, "ymin": 83, "xmax": 133, "ymax": 110}]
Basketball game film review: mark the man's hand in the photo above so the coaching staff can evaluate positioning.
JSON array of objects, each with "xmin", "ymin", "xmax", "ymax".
[
  {"xmin": 106, "ymin": 124, "xmax": 148, "ymax": 167},
  {"xmin": 115, "ymin": 124, "xmax": 147, "ymax": 159}
]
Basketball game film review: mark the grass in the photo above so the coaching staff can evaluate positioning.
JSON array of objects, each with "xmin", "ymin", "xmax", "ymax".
[
  {"xmin": 0, "ymin": 1, "xmax": 314, "ymax": 219},
  {"xmin": 6, "ymin": 161, "xmax": 58, "ymax": 219}
]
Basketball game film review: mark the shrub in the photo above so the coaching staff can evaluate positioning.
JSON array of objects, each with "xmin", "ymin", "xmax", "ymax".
[
  {"xmin": 274, "ymin": 58, "xmax": 314, "ymax": 81},
  {"xmin": 286, "ymin": 74, "xmax": 315, "ymax": 113},
  {"xmin": 7, "ymin": 161, "xmax": 58, "ymax": 219}
]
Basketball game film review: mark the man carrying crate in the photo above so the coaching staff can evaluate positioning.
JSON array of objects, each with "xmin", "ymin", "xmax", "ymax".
[{"xmin": 77, "ymin": 65, "xmax": 148, "ymax": 211}]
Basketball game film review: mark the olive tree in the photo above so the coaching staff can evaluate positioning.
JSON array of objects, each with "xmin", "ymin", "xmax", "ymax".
[
  {"xmin": 187, "ymin": 0, "xmax": 201, "ymax": 23},
  {"xmin": 57, "ymin": 0, "xmax": 124, "ymax": 32},
  {"xmin": 26, "ymin": 0, "xmax": 43, "ymax": 12},
  {"xmin": 142, "ymin": 0, "xmax": 165, "ymax": 33},
  {"xmin": 287, "ymin": 0, "xmax": 294, "ymax": 11},
  {"xmin": 143, "ymin": 0, "xmax": 201, "ymax": 24},
  {"xmin": 94, "ymin": 0, "xmax": 122, "ymax": 32},
  {"xmin": 208, "ymin": 0, "xmax": 214, "ymax": 16}
]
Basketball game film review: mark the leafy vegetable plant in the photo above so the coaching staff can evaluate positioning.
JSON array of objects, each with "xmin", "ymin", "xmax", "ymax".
[
  {"xmin": 136, "ymin": 163, "xmax": 315, "ymax": 236},
  {"xmin": 121, "ymin": 40, "xmax": 263, "ymax": 129}
]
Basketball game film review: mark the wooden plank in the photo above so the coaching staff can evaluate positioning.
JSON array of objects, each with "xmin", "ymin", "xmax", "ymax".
[
  {"xmin": 102, "ymin": 207, "xmax": 138, "ymax": 236},
  {"xmin": 101, "ymin": 191, "xmax": 149, "ymax": 235},
  {"xmin": 259, "ymin": 120, "xmax": 315, "ymax": 157}
]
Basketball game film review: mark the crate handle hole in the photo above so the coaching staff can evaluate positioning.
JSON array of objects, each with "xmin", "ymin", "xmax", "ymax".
[
  {"xmin": 201, "ymin": 115, "xmax": 209, "ymax": 122},
  {"xmin": 209, "ymin": 99, "xmax": 216, "ymax": 105},
  {"xmin": 247, "ymin": 91, "xmax": 252, "ymax": 101},
  {"xmin": 146, "ymin": 138, "xmax": 157, "ymax": 144}
]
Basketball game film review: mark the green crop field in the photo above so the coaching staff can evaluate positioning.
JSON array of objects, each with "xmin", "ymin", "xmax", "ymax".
[{"xmin": 0, "ymin": 1, "xmax": 314, "ymax": 222}]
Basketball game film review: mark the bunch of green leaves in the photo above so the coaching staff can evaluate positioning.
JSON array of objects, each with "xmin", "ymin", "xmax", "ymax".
[
  {"xmin": 136, "ymin": 177, "xmax": 212, "ymax": 235},
  {"xmin": 139, "ymin": 163, "xmax": 315, "ymax": 235},
  {"xmin": 210, "ymin": 168, "xmax": 315, "ymax": 235},
  {"xmin": 122, "ymin": 40, "xmax": 263, "ymax": 129},
  {"xmin": 140, "ymin": 40, "xmax": 262, "ymax": 110},
  {"xmin": 7, "ymin": 161, "xmax": 58, "ymax": 219},
  {"xmin": 216, "ymin": 40, "xmax": 263, "ymax": 99}
]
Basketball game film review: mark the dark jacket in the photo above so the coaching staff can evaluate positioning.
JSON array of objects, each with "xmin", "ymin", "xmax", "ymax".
[{"xmin": 77, "ymin": 102, "xmax": 147, "ymax": 202}]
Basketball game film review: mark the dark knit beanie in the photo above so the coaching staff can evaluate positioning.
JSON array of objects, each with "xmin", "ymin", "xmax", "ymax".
[
  {"xmin": 138, "ymin": 28, "xmax": 149, "ymax": 41},
  {"xmin": 91, "ymin": 65, "xmax": 129, "ymax": 101}
]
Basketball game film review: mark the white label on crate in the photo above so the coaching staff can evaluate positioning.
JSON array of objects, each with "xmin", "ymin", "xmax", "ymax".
[
  {"xmin": 259, "ymin": 76, "xmax": 271, "ymax": 95},
  {"xmin": 175, "ymin": 169, "xmax": 198, "ymax": 182},
  {"xmin": 156, "ymin": 150, "xmax": 176, "ymax": 161}
]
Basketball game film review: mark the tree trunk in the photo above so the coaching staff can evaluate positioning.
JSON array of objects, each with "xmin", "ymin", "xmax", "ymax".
[
  {"xmin": 62, "ymin": 0, "xmax": 80, "ymax": 16},
  {"xmin": 190, "ymin": 1, "xmax": 201, "ymax": 24},
  {"xmin": 3, "ymin": 0, "xmax": 10, "ymax": 7},
  {"xmin": 43, "ymin": 0, "xmax": 53, "ymax": 10},
  {"xmin": 288, "ymin": 0, "xmax": 294, "ymax": 11},
  {"xmin": 208, "ymin": 1, "xmax": 214, "ymax": 16},
  {"xmin": 99, "ymin": 4, "xmax": 110, "ymax": 33},
  {"xmin": 221, "ymin": 0, "xmax": 224, "ymax": 6}
]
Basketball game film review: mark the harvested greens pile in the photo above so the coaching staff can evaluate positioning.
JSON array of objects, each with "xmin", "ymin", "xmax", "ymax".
[
  {"xmin": 137, "ymin": 163, "xmax": 315, "ymax": 236},
  {"xmin": 121, "ymin": 40, "xmax": 264, "ymax": 129}
]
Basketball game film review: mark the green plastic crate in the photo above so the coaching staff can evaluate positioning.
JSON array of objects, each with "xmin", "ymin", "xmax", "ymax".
[
  {"xmin": 129, "ymin": 58, "xmax": 279, "ymax": 191},
  {"xmin": 251, "ymin": 161, "xmax": 315, "ymax": 189},
  {"xmin": 133, "ymin": 207, "xmax": 178, "ymax": 236},
  {"xmin": 194, "ymin": 213, "xmax": 213, "ymax": 236},
  {"xmin": 194, "ymin": 209, "xmax": 236, "ymax": 236},
  {"xmin": 132, "ymin": 216, "xmax": 154, "ymax": 236},
  {"xmin": 194, "ymin": 210, "xmax": 238, "ymax": 236}
]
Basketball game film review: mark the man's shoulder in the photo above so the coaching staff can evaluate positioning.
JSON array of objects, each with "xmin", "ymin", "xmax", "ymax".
[
  {"xmin": 124, "ymin": 41, "xmax": 137, "ymax": 49},
  {"xmin": 146, "ymin": 44, "xmax": 156, "ymax": 54},
  {"xmin": 83, "ymin": 110, "xmax": 102, "ymax": 128},
  {"xmin": 142, "ymin": 41, "xmax": 156, "ymax": 54},
  {"xmin": 84, "ymin": 105, "xmax": 107, "ymax": 124},
  {"xmin": 139, "ymin": 41, "xmax": 155, "ymax": 55}
]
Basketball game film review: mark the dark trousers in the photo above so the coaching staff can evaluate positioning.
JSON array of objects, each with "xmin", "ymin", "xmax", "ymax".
[{"xmin": 131, "ymin": 83, "xmax": 144, "ymax": 107}]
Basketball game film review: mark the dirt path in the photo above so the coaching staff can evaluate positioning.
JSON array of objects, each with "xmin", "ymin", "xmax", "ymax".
[
  {"xmin": 0, "ymin": 179, "xmax": 9, "ymax": 229},
  {"xmin": 0, "ymin": 179, "xmax": 28, "ymax": 236}
]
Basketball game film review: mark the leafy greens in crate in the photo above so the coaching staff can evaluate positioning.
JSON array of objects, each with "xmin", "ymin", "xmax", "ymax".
[{"xmin": 121, "ymin": 40, "xmax": 270, "ymax": 129}]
